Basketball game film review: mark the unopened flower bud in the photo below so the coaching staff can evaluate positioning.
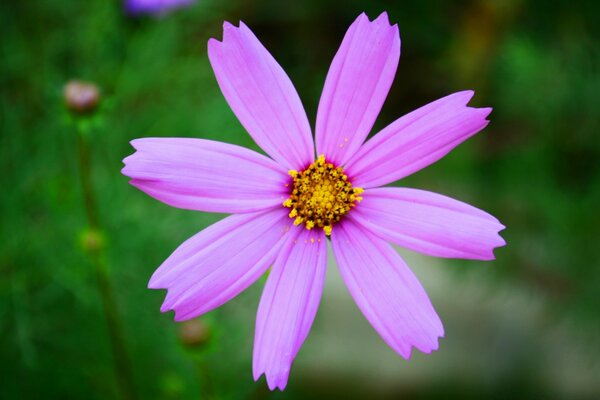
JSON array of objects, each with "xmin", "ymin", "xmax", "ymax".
[
  {"xmin": 80, "ymin": 228, "xmax": 105, "ymax": 254},
  {"xmin": 64, "ymin": 80, "xmax": 100, "ymax": 113},
  {"xmin": 178, "ymin": 319, "xmax": 211, "ymax": 347}
]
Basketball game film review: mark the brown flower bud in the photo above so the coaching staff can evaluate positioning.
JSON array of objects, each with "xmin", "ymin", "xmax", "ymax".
[
  {"xmin": 178, "ymin": 319, "xmax": 211, "ymax": 347},
  {"xmin": 64, "ymin": 80, "xmax": 100, "ymax": 113}
]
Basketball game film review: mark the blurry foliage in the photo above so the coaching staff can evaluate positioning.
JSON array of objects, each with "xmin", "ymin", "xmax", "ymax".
[{"xmin": 1, "ymin": 0, "xmax": 599, "ymax": 399}]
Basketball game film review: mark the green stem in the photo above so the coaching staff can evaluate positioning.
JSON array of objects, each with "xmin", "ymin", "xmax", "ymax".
[
  {"xmin": 77, "ymin": 133, "xmax": 100, "ymax": 228},
  {"xmin": 76, "ymin": 131, "xmax": 137, "ymax": 400}
]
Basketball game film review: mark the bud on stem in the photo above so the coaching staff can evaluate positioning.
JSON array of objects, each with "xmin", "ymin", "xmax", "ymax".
[{"xmin": 64, "ymin": 80, "xmax": 100, "ymax": 113}]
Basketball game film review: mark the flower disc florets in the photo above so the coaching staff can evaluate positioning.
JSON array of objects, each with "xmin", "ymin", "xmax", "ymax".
[{"xmin": 283, "ymin": 155, "xmax": 364, "ymax": 236}]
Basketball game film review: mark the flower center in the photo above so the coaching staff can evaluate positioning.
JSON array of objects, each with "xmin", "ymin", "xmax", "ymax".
[{"xmin": 283, "ymin": 155, "xmax": 363, "ymax": 236}]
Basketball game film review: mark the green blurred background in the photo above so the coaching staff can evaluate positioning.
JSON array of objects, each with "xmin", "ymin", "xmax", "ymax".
[{"xmin": 1, "ymin": 0, "xmax": 599, "ymax": 398}]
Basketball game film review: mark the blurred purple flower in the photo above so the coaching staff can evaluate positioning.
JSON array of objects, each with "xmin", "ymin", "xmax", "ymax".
[
  {"xmin": 123, "ymin": 12, "xmax": 506, "ymax": 391},
  {"xmin": 125, "ymin": 0, "xmax": 195, "ymax": 16}
]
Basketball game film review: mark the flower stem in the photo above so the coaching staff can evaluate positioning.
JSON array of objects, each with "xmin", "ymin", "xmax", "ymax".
[{"xmin": 76, "ymin": 131, "xmax": 137, "ymax": 400}]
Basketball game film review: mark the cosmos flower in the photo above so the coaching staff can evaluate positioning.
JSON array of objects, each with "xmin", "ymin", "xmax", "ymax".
[
  {"xmin": 125, "ymin": 0, "xmax": 195, "ymax": 16},
  {"xmin": 122, "ymin": 12, "xmax": 506, "ymax": 390}
]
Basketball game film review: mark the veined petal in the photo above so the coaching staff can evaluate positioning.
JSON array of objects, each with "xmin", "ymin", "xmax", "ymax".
[
  {"xmin": 345, "ymin": 91, "xmax": 491, "ymax": 188},
  {"xmin": 208, "ymin": 22, "xmax": 314, "ymax": 171},
  {"xmin": 151, "ymin": 208, "xmax": 292, "ymax": 321},
  {"xmin": 351, "ymin": 188, "xmax": 506, "ymax": 260},
  {"xmin": 253, "ymin": 229, "xmax": 327, "ymax": 391},
  {"xmin": 122, "ymin": 138, "xmax": 289, "ymax": 214},
  {"xmin": 331, "ymin": 219, "xmax": 444, "ymax": 359},
  {"xmin": 316, "ymin": 12, "xmax": 400, "ymax": 166}
]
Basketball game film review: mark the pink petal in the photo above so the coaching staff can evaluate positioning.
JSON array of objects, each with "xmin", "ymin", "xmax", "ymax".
[
  {"xmin": 315, "ymin": 12, "xmax": 400, "ymax": 166},
  {"xmin": 253, "ymin": 229, "xmax": 327, "ymax": 391},
  {"xmin": 122, "ymin": 138, "xmax": 289, "ymax": 214},
  {"xmin": 150, "ymin": 208, "xmax": 293, "ymax": 321},
  {"xmin": 351, "ymin": 187, "xmax": 506, "ymax": 260},
  {"xmin": 331, "ymin": 219, "xmax": 444, "ymax": 359},
  {"xmin": 345, "ymin": 91, "xmax": 492, "ymax": 188},
  {"xmin": 208, "ymin": 22, "xmax": 314, "ymax": 171}
]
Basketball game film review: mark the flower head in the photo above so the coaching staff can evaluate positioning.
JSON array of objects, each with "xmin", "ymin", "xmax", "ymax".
[
  {"xmin": 122, "ymin": 12, "xmax": 505, "ymax": 391},
  {"xmin": 125, "ymin": 0, "xmax": 195, "ymax": 16}
]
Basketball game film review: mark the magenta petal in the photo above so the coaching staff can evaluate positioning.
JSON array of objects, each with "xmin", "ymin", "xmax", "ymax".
[
  {"xmin": 150, "ymin": 209, "xmax": 292, "ymax": 321},
  {"xmin": 122, "ymin": 138, "xmax": 289, "ymax": 214},
  {"xmin": 316, "ymin": 12, "xmax": 400, "ymax": 166},
  {"xmin": 253, "ymin": 229, "xmax": 327, "ymax": 391},
  {"xmin": 345, "ymin": 91, "xmax": 491, "ymax": 188},
  {"xmin": 351, "ymin": 188, "xmax": 506, "ymax": 260},
  {"xmin": 208, "ymin": 22, "xmax": 314, "ymax": 171},
  {"xmin": 331, "ymin": 219, "xmax": 444, "ymax": 358}
]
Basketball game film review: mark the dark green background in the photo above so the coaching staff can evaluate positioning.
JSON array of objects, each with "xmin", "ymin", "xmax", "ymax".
[{"xmin": 1, "ymin": 0, "xmax": 599, "ymax": 399}]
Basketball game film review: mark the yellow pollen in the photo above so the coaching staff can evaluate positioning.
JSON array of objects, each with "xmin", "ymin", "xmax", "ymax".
[{"xmin": 282, "ymin": 154, "xmax": 364, "ymax": 236}]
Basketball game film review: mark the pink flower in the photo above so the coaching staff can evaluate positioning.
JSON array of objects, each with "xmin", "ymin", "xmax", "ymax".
[
  {"xmin": 122, "ymin": 12, "xmax": 505, "ymax": 391},
  {"xmin": 125, "ymin": 0, "xmax": 195, "ymax": 16}
]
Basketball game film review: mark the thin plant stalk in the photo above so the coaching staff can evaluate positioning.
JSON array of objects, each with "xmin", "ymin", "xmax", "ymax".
[{"xmin": 76, "ymin": 129, "xmax": 137, "ymax": 400}]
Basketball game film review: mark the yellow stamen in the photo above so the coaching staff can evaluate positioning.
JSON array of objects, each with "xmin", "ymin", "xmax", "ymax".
[{"xmin": 282, "ymin": 154, "xmax": 364, "ymax": 236}]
